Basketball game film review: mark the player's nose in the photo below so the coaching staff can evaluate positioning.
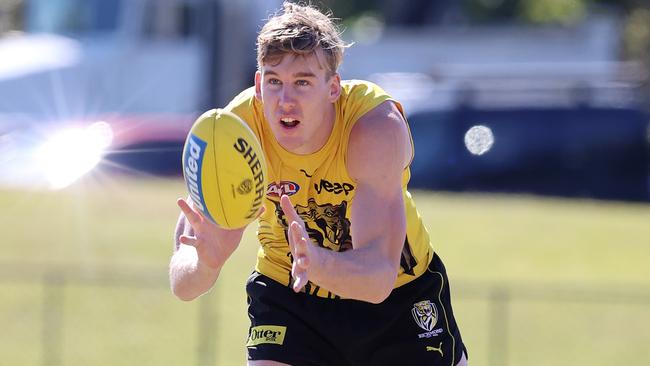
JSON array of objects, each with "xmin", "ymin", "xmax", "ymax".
[{"xmin": 278, "ymin": 87, "xmax": 296, "ymax": 109}]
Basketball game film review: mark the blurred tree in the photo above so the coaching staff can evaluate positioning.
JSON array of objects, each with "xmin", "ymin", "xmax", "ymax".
[
  {"xmin": 517, "ymin": 0, "xmax": 588, "ymax": 25},
  {"xmin": 620, "ymin": 1, "xmax": 650, "ymax": 111},
  {"xmin": 318, "ymin": 0, "xmax": 595, "ymax": 26},
  {"xmin": 381, "ymin": 0, "xmax": 464, "ymax": 26},
  {"xmin": 623, "ymin": 4, "xmax": 650, "ymax": 63},
  {"xmin": 0, "ymin": 0, "xmax": 23, "ymax": 35},
  {"xmin": 459, "ymin": 0, "xmax": 590, "ymax": 25},
  {"xmin": 317, "ymin": 0, "xmax": 381, "ymax": 21},
  {"xmin": 462, "ymin": 0, "xmax": 519, "ymax": 23}
]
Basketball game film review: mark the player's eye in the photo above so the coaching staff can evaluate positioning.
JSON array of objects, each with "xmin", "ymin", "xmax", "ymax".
[
  {"xmin": 295, "ymin": 80, "xmax": 310, "ymax": 86},
  {"xmin": 268, "ymin": 78, "xmax": 281, "ymax": 85}
]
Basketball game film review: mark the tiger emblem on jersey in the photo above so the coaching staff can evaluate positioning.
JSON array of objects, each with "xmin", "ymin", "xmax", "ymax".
[
  {"xmin": 412, "ymin": 300, "xmax": 438, "ymax": 332},
  {"xmin": 274, "ymin": 198, "xmax": 352, "ymax": 252}
]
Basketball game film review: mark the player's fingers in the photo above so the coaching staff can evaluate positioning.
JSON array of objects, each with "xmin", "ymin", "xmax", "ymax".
[
  {"xmin": 287, "ymin": 220, "xmax": 299, "ymax": 251},
  {"xmin": 174, "ymin": 212, "xmax": 186, "ymax": 247},
  {"xmin": 177, "ymin": 198, "xmax": 202, "ymax": 226},
  {"xmin": 280, "ymin": 195, "xmax": 301, "ymax": 224},
  {"xmin": 289, "ymin": 221, "xmax": 308, "ymax": 256},
  {"xmin": 178, "ymin": 234, "xmax": 197, "ymax": 247},
  {"xmin": 291, "ymin": 261, "xmax": 299, "ymax": 278},
  {"xmin": 177, "ymin": 214, "xmax": 196, "ymax": 238},
  {"xmin": 185, "ymin": 224, "xmax": 195, "ymax": 237},
  {"xmin": 255, "ymin": 205, "xmax": 266, "ymax": 219},
  {"xmin": 296, "ymin": 255, "xmax": 310, "ymax": 269},
  {"xmin": 290, "ymin": 255, "xmax": 308, "ymax": 279},
  {"xmin": 292, "ymin": 272, "xmax": 308, "ymax": 292}
]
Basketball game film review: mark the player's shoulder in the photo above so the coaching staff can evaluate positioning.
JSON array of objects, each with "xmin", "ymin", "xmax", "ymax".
[
  {"xmin": 222, "ymin": 86, "xmax": 264, "ymax": 132},
  {"xmin": 224, "ymin": 86, "xmax": 257, "ymax": 111},
  {"xmin": 338, "ymin": 79, "xmax": 396, "ymax": 132},
  {"xmin": 353, "ymin": 100, "xmax": 407, "ymax": 141},
  {"xmin": 341, "ymin": 79, "xmax": 389, "ymax": 99},
  {"xmin": 348, "ymin": 100, "xmax": 411, "ymax": 180},
  {"xmin": 344, "ymin": 78, "xmax": 402, "ymax": 130}
]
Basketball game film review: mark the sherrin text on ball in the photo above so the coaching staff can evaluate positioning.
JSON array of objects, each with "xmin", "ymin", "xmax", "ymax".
[{"xmin": 182, "ymin": 109, "xmax": 267, "ymax": 228}]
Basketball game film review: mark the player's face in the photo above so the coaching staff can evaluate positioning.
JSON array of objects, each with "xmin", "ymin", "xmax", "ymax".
[{"xmin": 255, "ymin": 49, "xmax": 341, "ymax": 154}]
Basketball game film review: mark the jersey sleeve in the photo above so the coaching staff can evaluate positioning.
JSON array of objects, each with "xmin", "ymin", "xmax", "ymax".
[{"xmin": 340, "ymin": 80, "xmax": 393, "ymax": 123}]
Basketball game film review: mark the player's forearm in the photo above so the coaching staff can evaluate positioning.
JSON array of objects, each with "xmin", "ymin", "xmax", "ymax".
[
  {"xmin": 309, "ymin": 245, "xmax": 399, "ymax": 304},
  {"xmin": 169, "ymin": 247, "xmax": 221, "ymax": 301}
]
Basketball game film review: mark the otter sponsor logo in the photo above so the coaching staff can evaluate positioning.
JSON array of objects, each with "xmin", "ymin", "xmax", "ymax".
[
  {"xmin": 183, "ymin": 134, "xmax": 211, "ymax": 220},
  {"xmin": 246, "ymin": 325, "xmax": 287, "ymax": 346},
  {"xmin": 267, "ymin": 181, "xmax": 300, "ymax": 197},
  {"xmin": 314, "ymin": 179, "xmax": 354, "ymax": 196},
  {"xmin": 233, "ymin": 138, "xmax": 265, "ymax": 219}
]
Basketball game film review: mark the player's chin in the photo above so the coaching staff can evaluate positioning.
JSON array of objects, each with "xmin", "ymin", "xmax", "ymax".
[{"xmin": 275, "ymin": 135, "xmax": 304, "ymax": 150}]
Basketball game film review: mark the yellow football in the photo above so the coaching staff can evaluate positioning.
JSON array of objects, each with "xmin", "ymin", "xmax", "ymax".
[{"xmin": 182, "ymin": 109, "xmax": 267, "ymax": 229}]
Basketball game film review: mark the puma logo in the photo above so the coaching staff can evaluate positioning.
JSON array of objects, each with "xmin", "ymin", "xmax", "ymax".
[{"xmin": 426, "ymin": 342, "xmax": 443, "ymax": 356}]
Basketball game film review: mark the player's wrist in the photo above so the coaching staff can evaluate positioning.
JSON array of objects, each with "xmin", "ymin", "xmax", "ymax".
[
  {"xmin": 196, "ymin": 254, "xmax": 223, "ymax": 273},
  {"xmin": 307, "ymin": 246, "xmax": 330, "ymax": 284},
  {"xmin": 195, "ymin": 243, "xmax": 230, "ymax": 271}
]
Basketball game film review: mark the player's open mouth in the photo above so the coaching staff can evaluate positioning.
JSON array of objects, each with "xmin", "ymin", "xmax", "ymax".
[{"xmin": 280, "ymin": 118, "xmax": 300, "ymax": 128}]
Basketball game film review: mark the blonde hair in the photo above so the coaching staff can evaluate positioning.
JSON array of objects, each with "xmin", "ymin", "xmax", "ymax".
[{"xmin": 256, "ymin": 2, "xmax": 348, "ymax": 76}]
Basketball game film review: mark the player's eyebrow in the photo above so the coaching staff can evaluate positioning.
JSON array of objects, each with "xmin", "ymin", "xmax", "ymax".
[
  {"xmin": 292, "ymin": 72, "xmax": 317, "ymax": 78},
  {"xmin": 264, "ymin": 70, "xmax": 317, "ymax": 78}
]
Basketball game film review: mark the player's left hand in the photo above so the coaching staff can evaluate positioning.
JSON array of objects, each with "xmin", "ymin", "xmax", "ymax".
[{"xmin": 280, "ymin": 194, "xmax": 314, "ymax": 293}]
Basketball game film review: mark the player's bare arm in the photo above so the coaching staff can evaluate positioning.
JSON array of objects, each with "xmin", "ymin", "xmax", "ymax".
[
  {"xmin": 282, "ymin": 100, "xmax": 411, "ymax": 303},
  {"xmin": 169, "ymin": 198, "xmax": 247, "ymax": 301}
]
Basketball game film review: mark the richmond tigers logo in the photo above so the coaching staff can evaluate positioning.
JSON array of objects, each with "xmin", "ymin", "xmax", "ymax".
[
  {"xmin": 274, "ymin": 198, "xmax": 352, "ymax": 252},
  {"xmin": 412, "ymin": 300, "xmax": 438, "ymax": 332}
]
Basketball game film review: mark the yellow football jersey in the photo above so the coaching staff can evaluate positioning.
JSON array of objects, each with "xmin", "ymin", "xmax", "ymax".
[{"xmin": 224, "ymin": 80, "xmax": 434, "ymax": 299}]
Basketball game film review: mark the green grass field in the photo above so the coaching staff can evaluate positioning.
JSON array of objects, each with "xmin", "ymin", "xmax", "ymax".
[{"xmin": 1, "ymin": 176, "xmax": 649, "ymax": 365}]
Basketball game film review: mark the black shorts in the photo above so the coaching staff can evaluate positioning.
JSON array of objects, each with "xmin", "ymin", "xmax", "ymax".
[{"xmin": 245, "ymin": 253, "xmax": 467, "ymax": 366}]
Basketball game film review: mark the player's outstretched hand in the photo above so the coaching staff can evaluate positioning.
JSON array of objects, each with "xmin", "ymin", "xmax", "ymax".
[
  {"xmin": 280, "ymin": 194, "xmax": 315, "ymax": 293},
  {"xmin": 176, "ymin": 198, "xmax": 248, "ymax": 270}
]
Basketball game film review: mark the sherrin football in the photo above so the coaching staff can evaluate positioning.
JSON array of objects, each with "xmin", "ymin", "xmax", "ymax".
[{"xmin": 182, "ymin": 109, "xmax": 267, "ymax": 229}]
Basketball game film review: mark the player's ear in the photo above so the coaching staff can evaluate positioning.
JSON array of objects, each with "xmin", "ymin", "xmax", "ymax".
[
  {"xmin": 328, "ymin": 73, "xmax": 341, "ymax": 103},
  {"xmin": 254, "ymin": 71, "xmax": 262, "ymax": 101}
]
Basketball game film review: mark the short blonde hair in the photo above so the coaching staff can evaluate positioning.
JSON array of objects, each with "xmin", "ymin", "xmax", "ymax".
[{"xmin": 256, "ymin": 2, "xmax": 348, "ymax": 76}]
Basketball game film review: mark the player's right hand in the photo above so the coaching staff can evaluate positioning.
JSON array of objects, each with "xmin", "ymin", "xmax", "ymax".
[{"xmin": 176, "ymin": 198, "xmax": 246, "ymax": 270}]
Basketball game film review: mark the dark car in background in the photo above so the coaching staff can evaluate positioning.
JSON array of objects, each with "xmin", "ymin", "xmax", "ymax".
[{"xmin": 407, "ymin": 105, "xmax": 650, "ymax": 202}]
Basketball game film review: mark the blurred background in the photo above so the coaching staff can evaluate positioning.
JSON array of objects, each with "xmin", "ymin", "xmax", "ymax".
[{"xmin": 0, "ymin": 0, "xmax": 649, "ymax": 365}]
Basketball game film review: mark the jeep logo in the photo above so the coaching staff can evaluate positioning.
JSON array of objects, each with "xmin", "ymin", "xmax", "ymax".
[{"xmin": 314, "ymin": 179, "xmax": 354, "ymax": 196}]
